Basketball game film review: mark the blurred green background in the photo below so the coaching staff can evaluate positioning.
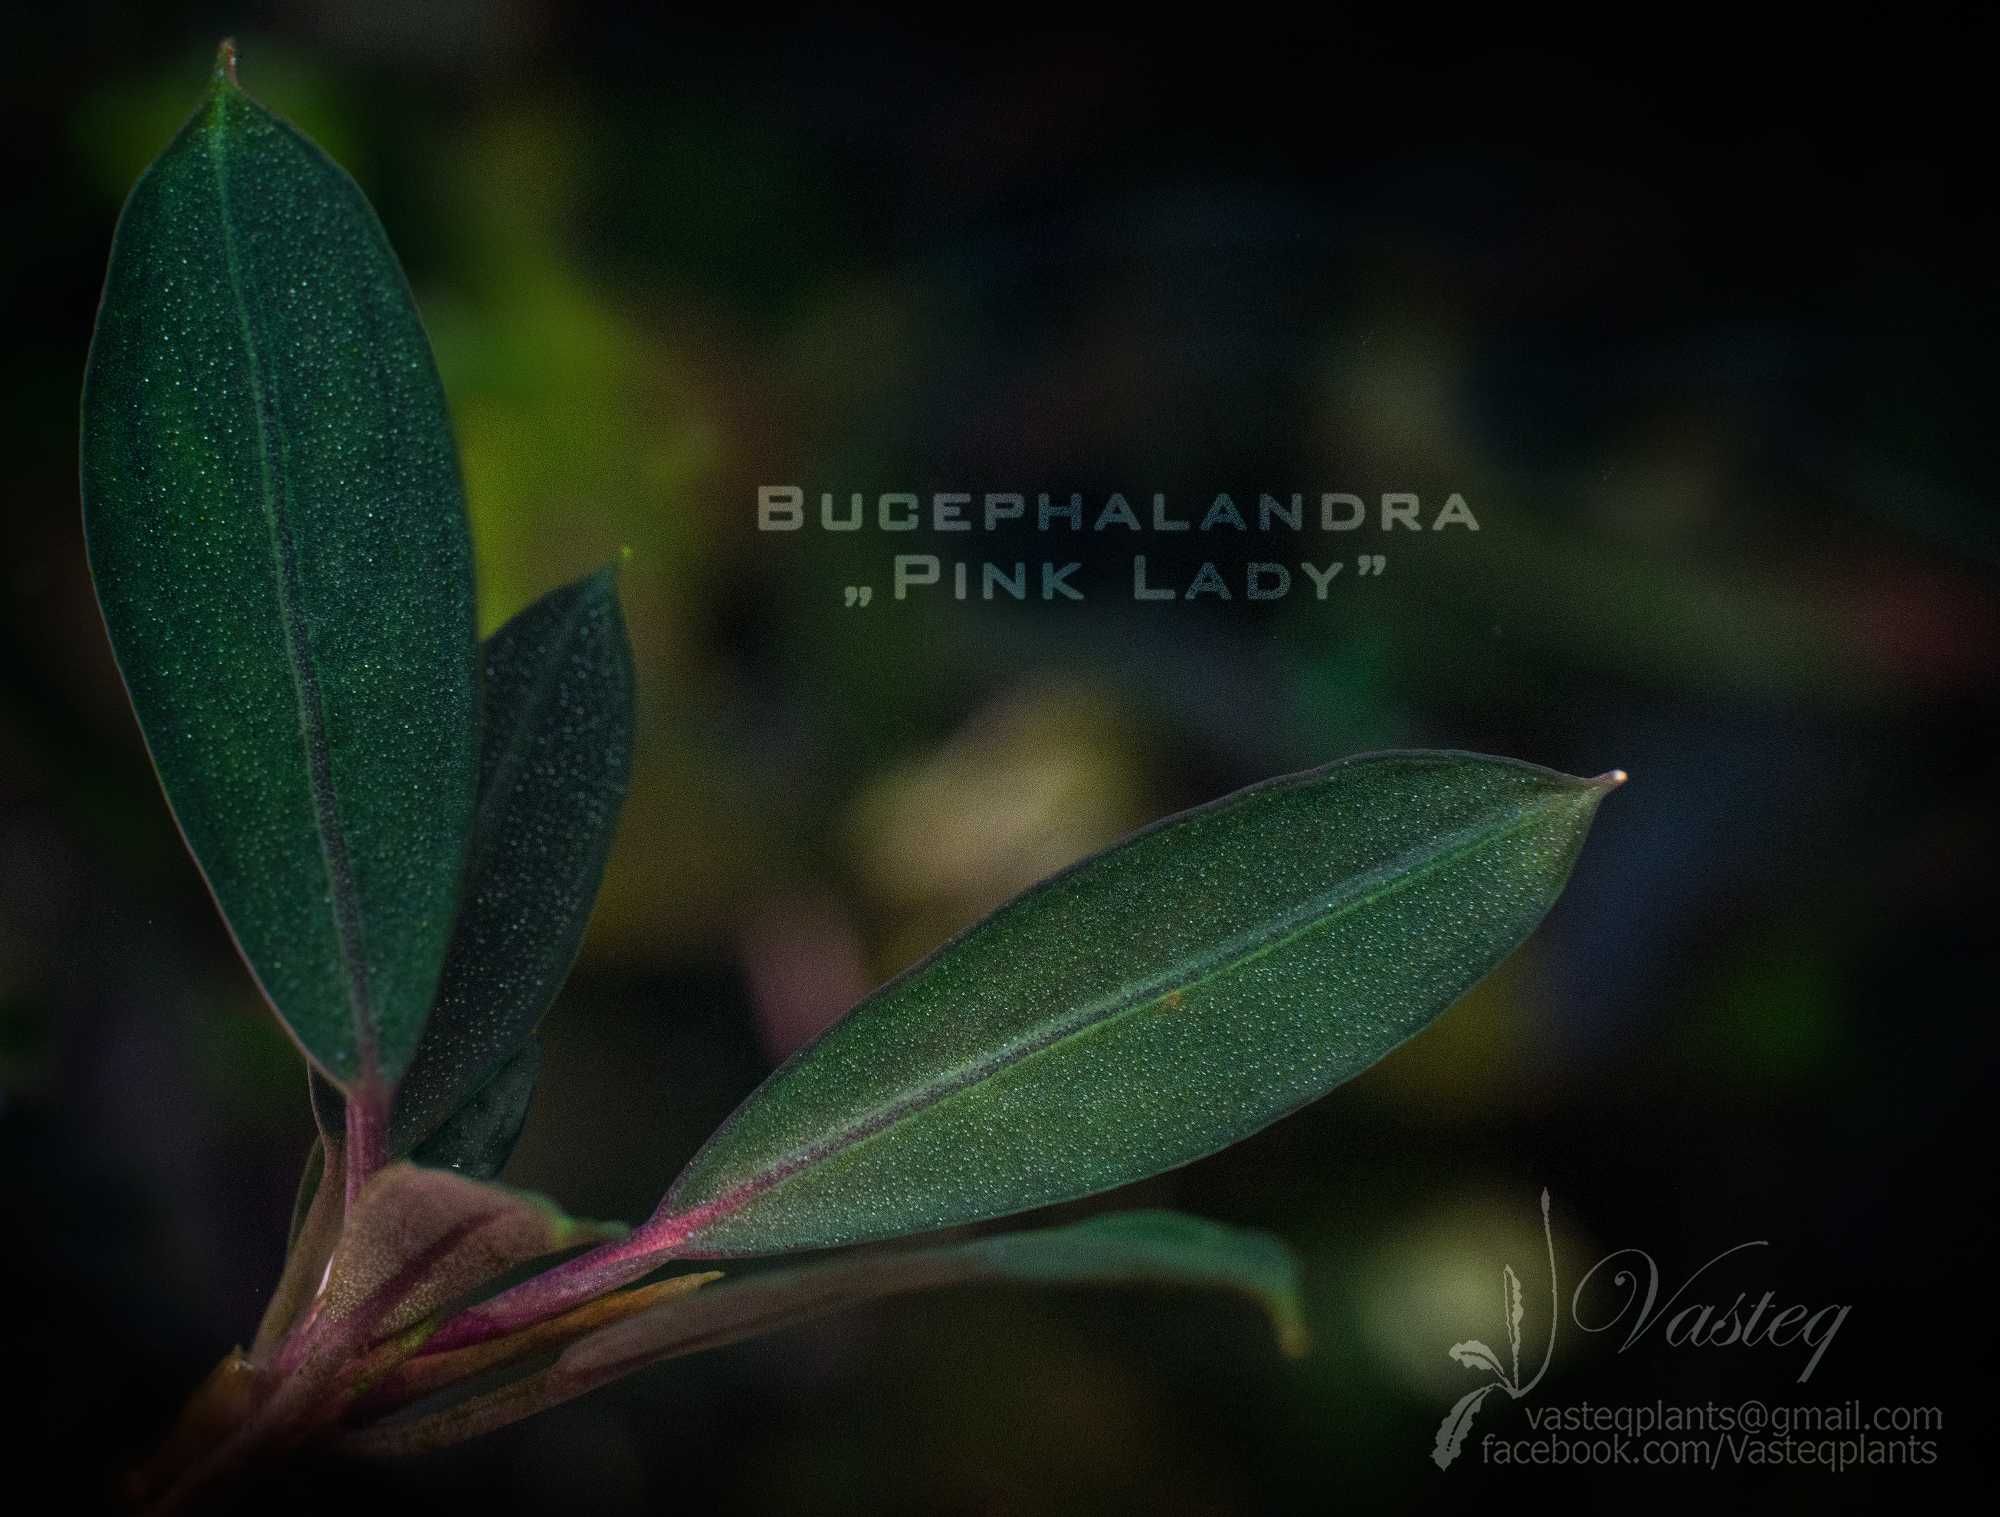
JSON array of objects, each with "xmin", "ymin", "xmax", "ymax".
[{"xmin": 2, "ymin": 5, "xmax": 1994, "ymax": 1510}]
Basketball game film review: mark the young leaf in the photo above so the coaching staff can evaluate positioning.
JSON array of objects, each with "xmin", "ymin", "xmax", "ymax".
[
  {"xmin": 313, "ymin": 1165, "xmax": 624, "ymax": 1344},
  {"xmin": 357, "ymin": 1270, "xmax": 720, "ymax": 1413},
  {"xmin": 264, "ymin": 1164, "xmax": 624, "ymax": 1428},
  {"xmin": 273, "ymin": 1045, "xmax": 539, "ymax": 1365},
  {"xmin": 390, "ymin": 568, "xmax": 634, "ymax": 1151},
  {"xmin": 80, "ymin": 47, "xmax": 479, "ymax": 1095},
  {"xmin": 254, "ymin": 1137, "xmax": 346, "ymax": 1359},
  {"xmin": 660, "ymin": 753, "xmax": 1621, "ymax": 1255},
  {"xmin": 285, "ymin": 1135, "xmax": 330, "ymax": 1253},
  {"xmin": 345, "ymin": 1211, "xmax": 1301, "ymax": 1454}
]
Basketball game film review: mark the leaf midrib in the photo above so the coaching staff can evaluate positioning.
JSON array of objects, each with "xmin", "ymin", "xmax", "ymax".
[
  {"xmin": 207, "ymin": 93, "xmax": 377, "ymax": 1078},
  {"xmin": 687, "ymin": 792, "xmax": 1568, "ymax": 1225}
]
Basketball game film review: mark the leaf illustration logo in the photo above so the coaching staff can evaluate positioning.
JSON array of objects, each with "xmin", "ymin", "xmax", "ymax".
[{"xmin": 1430, "ymin": 1190, "xmax": 1557, "ymax": 1470}]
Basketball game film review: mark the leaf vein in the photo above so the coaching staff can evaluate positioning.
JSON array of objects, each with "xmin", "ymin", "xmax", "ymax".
[
  {"xmin": 208, "ymin": 101, "xmax": 377, "ymax": 1077},
  {"xmin": 693, "ymin": 796, "xmax": 1558, "ymax": 1224}
]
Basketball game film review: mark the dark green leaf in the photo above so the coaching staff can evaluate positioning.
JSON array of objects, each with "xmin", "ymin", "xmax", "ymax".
[
  {"xmin": 390, "ymin": 567, "xmax": 634, "ymax": 1150},
  {"xmin": 80, "ymin": 51, "xmax": 478, "ymax": 1091},
  {"xmin": 344, "ymin": 1211, "xmax": 1301, "ymax": 1454},
  {"xmin": 661, "ymin": 752, "xmax": 1621, "ymax": 1255},
  {"xmin": 410, "ymin": 1041, "xmax": 543, "ymax": 1180}
]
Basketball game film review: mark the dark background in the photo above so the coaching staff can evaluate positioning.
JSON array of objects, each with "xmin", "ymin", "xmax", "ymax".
[{"xmin": 3, "ymin": 5, "xmax": 1994, "ymax": 1511}]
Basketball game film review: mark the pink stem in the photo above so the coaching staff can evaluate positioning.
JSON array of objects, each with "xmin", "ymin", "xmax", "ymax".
[
  {"xmin": 419, "ymin": 1197, "xmax": 733, "ymax": 1355},
  {"xmin": 342, "ymin": 1082, "xmax": 389, "ymax": 1208}
]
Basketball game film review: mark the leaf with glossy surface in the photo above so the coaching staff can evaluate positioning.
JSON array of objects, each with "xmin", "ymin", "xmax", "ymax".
[
  {"xmin": 80, "ymin": 49, "xmax": 478, "ymax": 1090},
  {"xmin": 344, "ymin": 1211, "xmax": 1301, "ymax": 1453},
  {"xmin": 661, "ymin": 752, "xmax": 1621, "ymax": 1255},
  {"xmin": 390, "ymin": 568, "xmax": 634, "ymax": 1150}
]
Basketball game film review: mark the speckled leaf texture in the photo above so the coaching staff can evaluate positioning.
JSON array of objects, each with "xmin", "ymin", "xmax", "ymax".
[
  {"xmin": 80, "ymin": 55, "xmax": 478, "ymax": 1090},
  {"xmin": 665, "ymin": 753, "xmax": 1619, "ymax": 1255},
  {"xmin": 409, "ymin": 1041, "xmax": 544, "ymax": 1180},
  {"xmin": 276, "ymin": 1165, "xmax": 625, "ymax": 1408},
  {"xmin": 391, "ymin": 568, "xmax": 634, "ymax": 1152},
  {"xmin": 318, "ymin": 1165, "xmax": 623, "ymax": 1343}
]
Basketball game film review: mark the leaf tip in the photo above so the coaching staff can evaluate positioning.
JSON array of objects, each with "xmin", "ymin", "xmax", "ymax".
[
  {"xmin": 1593, "ymin": 768, "xmax": 1629, "ymax": 789},
  {"xmin": 587, "ymin": 549, "xmax": 633, "ymax": 594},
  {"xmin": 214, "ymin": 37, "xmax": 241, "ymax": 89}
]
